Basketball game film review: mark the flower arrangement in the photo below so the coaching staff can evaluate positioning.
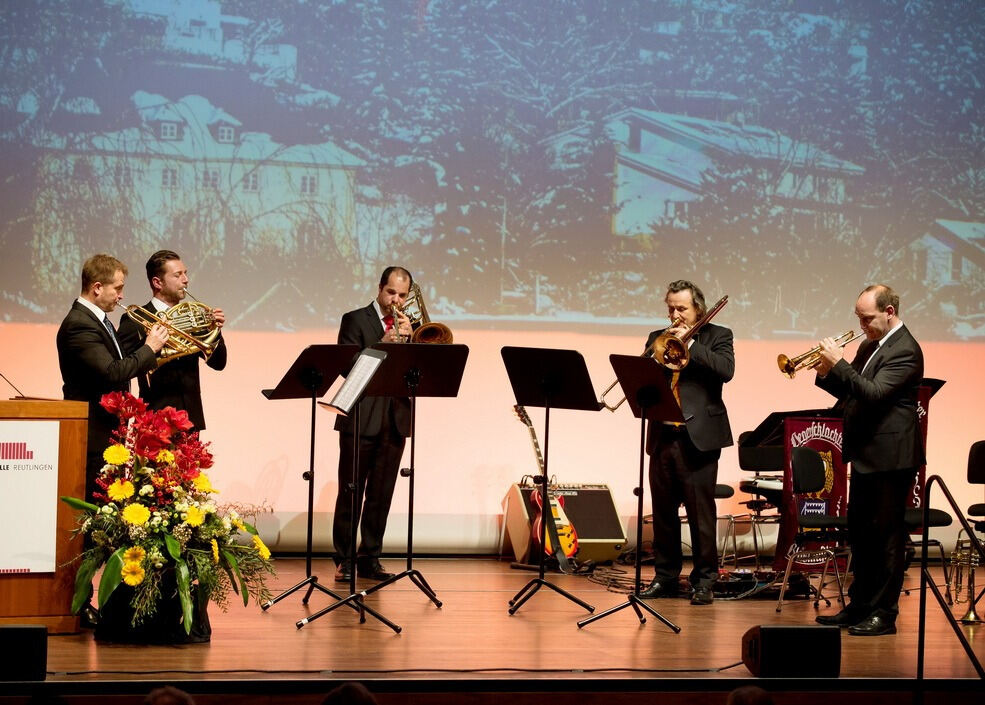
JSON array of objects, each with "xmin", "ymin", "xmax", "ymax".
[{"xmin": 61, "ymin": 392, "xmax": 274, "ymax": 636}]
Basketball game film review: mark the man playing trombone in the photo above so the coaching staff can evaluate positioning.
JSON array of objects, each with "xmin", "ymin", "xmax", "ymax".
[
  {"xmin": 639, "ymin": 280, "xmax": 735, "ymax": 605},
  {"xmin": 118, "ymin": 250, "xmax": 227, "ymax": 431},
  {"xmin": 813, "ymin": 284, "xmax": 924, "ymax": 636}
]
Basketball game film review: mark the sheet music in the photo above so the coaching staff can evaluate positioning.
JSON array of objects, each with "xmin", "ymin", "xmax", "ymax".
[{"xmin": 324, "ymin": 348, "xmax": 386, "ymax": 414}]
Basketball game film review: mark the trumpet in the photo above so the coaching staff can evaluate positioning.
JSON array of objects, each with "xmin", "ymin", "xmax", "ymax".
[
  {"xmin": 125, "ymin": 299, "xmax": 221, "ymax": 371},
  {"xmin": 777, "ymin": 330, "xmax": 863, "ymax": 378},
  {"xmin": 951, "ymin": 535, "xmax": 984, "ymax": 624}
]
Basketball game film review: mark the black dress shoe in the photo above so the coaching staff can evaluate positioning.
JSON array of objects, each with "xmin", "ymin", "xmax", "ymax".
[
  {"xmin": 79, "ymin": 604, "xmax": 100, "ymax": 629},
  {"xmin": 690, "ymin": 587, "xmax": 714, "ymax": 605},
  {"xmin": 334, "ymin": 561, "xmax": 353, "ymax": 583},
  {"xmin": 816, "ymin": 609, "xmax": 865, "ymax": 628},
  {"xmin": 847, "ymin": 614, "xmax": 897, "ymax": 636},
  {"xmin": 639, "ymin": 579, "xmax": 679, "ymax": 599},
  {"xmin": 357, "ymin": 563, "xmax": 395, "ymax": 581}
]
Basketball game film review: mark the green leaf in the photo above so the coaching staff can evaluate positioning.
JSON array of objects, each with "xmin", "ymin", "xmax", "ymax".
[
  {"xmin": 60, "ymin": 496, "xmax": 98, "ymax": 513},
  {"xmin": 164, "ymin": 533, "xmax": 182, "ymax": 560},
  {"xmin": 242, "ymin": 521, "xmax": 258, "ymax": 536},
  {"xmin": 221, "ymin": 549, "xmax": 249, "ymax": 606},
  {"xmin": 96, "ymin": 547, "xmax": 126, "ymax": 609},
  {"xmin": 173, "ymin": 558, "xmax": 193, "ymax": 635},
  {"xmin": 70, "ymin": 555, "xmax": 101, "ymax": 614}
]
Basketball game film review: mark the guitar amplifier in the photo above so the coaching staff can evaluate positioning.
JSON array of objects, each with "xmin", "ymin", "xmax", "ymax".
[{"xmin": 503, "ymin": 483, "xmax": 627, "ymax": 565}]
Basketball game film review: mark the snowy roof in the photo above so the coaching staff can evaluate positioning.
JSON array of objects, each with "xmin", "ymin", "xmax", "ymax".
[
  {"xmin": 927, "ymin": 219, "xmax": 985, "ymax": 268},
  {"xmin": 611, "ymin": 108, "xmax": 864, "ymax": 175},
  {"xmin": 42, "ymin": 92, "xmax": 364, "ymax": 168}
]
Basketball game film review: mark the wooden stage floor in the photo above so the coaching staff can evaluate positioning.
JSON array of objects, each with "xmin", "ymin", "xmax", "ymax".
[{"xmin": 8, "ymin": 557, "xmax": 985, "ymax": 703}]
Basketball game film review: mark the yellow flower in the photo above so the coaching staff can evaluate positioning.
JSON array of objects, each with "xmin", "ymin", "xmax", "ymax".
[
  {"xmin": 211, "ymin": 538, "xmax": 219, "ymax": 563},
  {"xmin": 103, "ymin": 444, "xmax": 131, "ymax": 466},
  {"xmin": 123, "ymin": 546, "xmax": 146, "ymax": 563},
  {"xmin": 155, "ymin": 449, "xmax": 175, "ymax": 465},
  {"xmin": 107, "ymin": 479, "xmax": 135, "ymax": 501},
  {"xmin": 121, "ymin": 561, "xmax": 145, "ymax": 586},
  {"xmin": 121, "ymin": 503, "xmax": 151, "ymax": 526},
  {"xmin": 252, "ymin": 534, "xmax": 271, "ymax": 560},
  {"xmin": 232, "ymin": 519, "xmax": 246, "ymax": 532},
  {"xmin": 192, "ymin": 473, "xmax": 217, "ymax": 494},
  {"xmin": 184, "ymin": 505, "xmax": 206, "ymax": 527}
]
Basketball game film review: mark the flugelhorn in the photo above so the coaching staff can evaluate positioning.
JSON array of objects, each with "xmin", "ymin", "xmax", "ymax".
[
  {"xmin": 777, "ymin": 330, "xmax": 863, "ymax": 378},
  {"xmin": 125, "ymin": 298, "xmax": 221, "ymax": 371}
]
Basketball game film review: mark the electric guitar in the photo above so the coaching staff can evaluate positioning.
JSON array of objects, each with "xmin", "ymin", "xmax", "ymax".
[{"xmin": 513, "ymin": 404, "xmax": 579, "ymax": 573}]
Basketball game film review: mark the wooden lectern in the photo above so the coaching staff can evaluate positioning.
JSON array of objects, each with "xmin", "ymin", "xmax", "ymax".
[{"xmin": 0, "ymin": 399, "xmax": 87, "ymax": 633}]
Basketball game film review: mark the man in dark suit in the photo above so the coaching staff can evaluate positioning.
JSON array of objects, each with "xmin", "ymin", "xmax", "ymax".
[
  {"xmin": 56, "ymin": 254, "xmax": 169, "ymax": 502},
  {"xmin": 639, "ymin": 280, "xmax": 734, "ymax": 605},
  {"xmin": 117, "ymin": 250, "xmax": 227, "ymax": 431},
  {"xmin": 814, "ymin": 284, "xmax": 924, "ymax": 636},
  {"xmin": 333, "ymin": 266, "xmax": 415, "ymax": 583}
]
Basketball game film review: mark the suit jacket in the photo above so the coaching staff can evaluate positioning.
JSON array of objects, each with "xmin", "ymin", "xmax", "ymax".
[
  {"xmin": 56, "ymin": 301, "xmax": 158, "ymax": 452},
  {"xmin": 815, "ymin": 324, "xmax": 925, "ymax": 473},
  {"xmin": 644, "ymin": 322, "xmax": 735, "ymax": 454},
  {"xmin": 117, "ymin": 300, "xmax": 227, "ymax": 430},
  {"xmin": 334, "ymin": 302, "xmax": 411, "ymax": 437}
]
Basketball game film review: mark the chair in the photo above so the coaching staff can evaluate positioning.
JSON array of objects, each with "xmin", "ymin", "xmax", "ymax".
[
  {"xmin": 736, "ymin": 431, "xmax": 783, "ymax": 572},
  {"xmin": 903, "ymin": 506, "xmax": 954, "ymax": 603},
  {"xmin": 775, "ymin": 446, "xmax": 851, "ymax": 613}
]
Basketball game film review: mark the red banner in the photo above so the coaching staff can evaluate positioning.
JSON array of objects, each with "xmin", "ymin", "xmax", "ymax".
[{"xmin": 773, "ymin": 417, "xmax": 849, "ymax": 572}]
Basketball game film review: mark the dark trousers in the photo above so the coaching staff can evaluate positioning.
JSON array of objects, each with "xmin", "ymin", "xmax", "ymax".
[
  {"xmin": 333, "ymin": 424, "xmax": 404, "ymax": 569},
  {"xmin": 846, "ymin": 466, "xmax": 917, "ymax": 620},
  {"xmin": 648, "ymin": 427, "xmax": 721, "ymax": 589}
]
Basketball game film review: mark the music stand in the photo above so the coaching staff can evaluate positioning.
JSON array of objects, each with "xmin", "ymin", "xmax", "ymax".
[
  {"xmin": 501, "ymin": 346, "xmax": 599, "ymax": 616},
  {"xmin": 259, "ymin": 345, "xmax": 359, "ymax": 612},
  {"xmin": 299, "ymin": 343, "xmax": 469, "ymax": 631},
  {"xmin": 577, "ymin": 354, "xmax": 681, "ymax": 632}
]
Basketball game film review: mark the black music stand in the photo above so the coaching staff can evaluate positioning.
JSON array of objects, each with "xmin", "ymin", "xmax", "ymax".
[
  {"xmin": 501, "ymin": 346, "xmax": 599, "ymax": 616},
  {"xmin": 259, "ymin": 344, "xmax": 359, "ymax": 612},
  {"xmin": 577, "ymin": 354, "xmax": 681, "ymax": 632},
  {"xmin": 299, "ymin": 343, "xmax": 469, "ymax": 631}
]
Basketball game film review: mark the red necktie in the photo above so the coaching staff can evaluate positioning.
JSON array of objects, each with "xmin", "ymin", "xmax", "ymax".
[{"xmin": 383, "ymin": 315, "xmax": 394, "ymax": 332}]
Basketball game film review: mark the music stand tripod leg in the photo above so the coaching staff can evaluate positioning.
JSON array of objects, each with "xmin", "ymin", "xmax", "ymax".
[
  {"xmin": 360, "ymin": 396, "xmax": 442, "ymax": 608},
  {"xmin": 579, "ymin": 410, "xmax": 679, "ymax": 632},
  {"xmin": 263, "ymin": 392, "xmax": 350, "ymax": 611},
  {"xmin": 296, "ymin": 404, "xmax": 402, "ymax": 633},
  {"xmin": 508, "ymin": 407, "xmax": 594, "ymax": 616}
]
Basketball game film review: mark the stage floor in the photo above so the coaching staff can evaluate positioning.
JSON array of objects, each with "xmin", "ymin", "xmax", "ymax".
[{"xmin": 35, "ymin": 556, "xmax": 983, "ymax": 683}]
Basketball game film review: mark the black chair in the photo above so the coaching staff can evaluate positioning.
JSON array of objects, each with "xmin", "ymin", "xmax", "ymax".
[
  {"xmin": 903, "ymin": 506, "xmax": 954, "ymax": 603},
  {"xmin": 952, "ymin": 440, "xmax": 985, "ymax": 616},
  {"xmin": 776, "ymin": 446, "xmax": 851, "ymax": 613}
]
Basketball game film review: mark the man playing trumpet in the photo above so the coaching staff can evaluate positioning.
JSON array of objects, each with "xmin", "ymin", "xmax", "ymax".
[
  {"xmin": 813, "ymin": 284, "xmax": 924, "ymax": 636},
  {"xmin": 639, "ymin": 280, "xmax": 734, "ymax": 605},
  {"xmin": 118, "ymin": 250, "xmax": 227, "ymax": 432}
]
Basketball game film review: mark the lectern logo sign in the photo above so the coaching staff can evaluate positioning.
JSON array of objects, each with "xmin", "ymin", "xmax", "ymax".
[{"xmin": 1, "ymin": 441, "xmax": 34, "ymax": 460}]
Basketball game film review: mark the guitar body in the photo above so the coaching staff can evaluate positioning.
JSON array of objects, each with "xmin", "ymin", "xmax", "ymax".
[
  {"xmin": 530, "ymin": 488, "xmax": 579, "ymax": 559},
  {"xmin": 513, "ymin": 404, "xmax": 579, "ymax": 572}
]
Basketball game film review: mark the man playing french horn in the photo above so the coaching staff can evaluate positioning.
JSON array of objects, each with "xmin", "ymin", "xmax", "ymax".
[{"xmin": 118, "ymin": 250, "xmax": 227, "ymax": 432}]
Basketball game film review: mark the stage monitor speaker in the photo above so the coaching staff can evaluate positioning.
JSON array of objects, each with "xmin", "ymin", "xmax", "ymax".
[
  {"xmin": 741, "ymin": 624, "xmax": 840, "ymax": 677},
  {"xmin": 0, "ymin": 625, "xmax": 47, "ymax": 681},
  {"xmin": 503, "ymin": 483, "xmax": 626, "ymax": 565}
]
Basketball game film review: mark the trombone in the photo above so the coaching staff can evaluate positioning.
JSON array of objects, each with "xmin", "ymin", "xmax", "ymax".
[
  {"xmin": 599, "ymin": 294, "xmax": 729, "ymax": 412},
  {"xmin": 777, "ymin": 330, "xmax": 863, "ymax": 378}
]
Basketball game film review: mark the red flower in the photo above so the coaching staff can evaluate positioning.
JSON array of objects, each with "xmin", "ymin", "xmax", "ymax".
[
  {"xmin": 100, "ymin": 391, "xmax": 147, "ymax": 420},
  {"xmin": 159, "ymin": 406, "xmax": 194, "ymax": 433},
  {"xmin": 132, "ymin": 411, "xmax": 173, "ymax": 459}
]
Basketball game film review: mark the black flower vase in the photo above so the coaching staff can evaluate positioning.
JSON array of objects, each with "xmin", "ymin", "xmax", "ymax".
[{"xmin": 95, "ymin": 570, "xmax": 212, "ymax": 644}]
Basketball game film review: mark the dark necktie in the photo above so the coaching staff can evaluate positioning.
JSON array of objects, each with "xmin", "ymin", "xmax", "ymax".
[
  {"xmin": 853, "ymin": 340, "xmax": 877, "ymax": 375},
  {"xmin": 103, "ymin": 316, "xmax": 122, "ymax": 359}
]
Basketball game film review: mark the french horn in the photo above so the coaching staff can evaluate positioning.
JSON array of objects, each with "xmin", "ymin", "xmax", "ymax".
[{"xmin": 125, "ymin": 298, "xmax": 221, "ymax": 371}]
